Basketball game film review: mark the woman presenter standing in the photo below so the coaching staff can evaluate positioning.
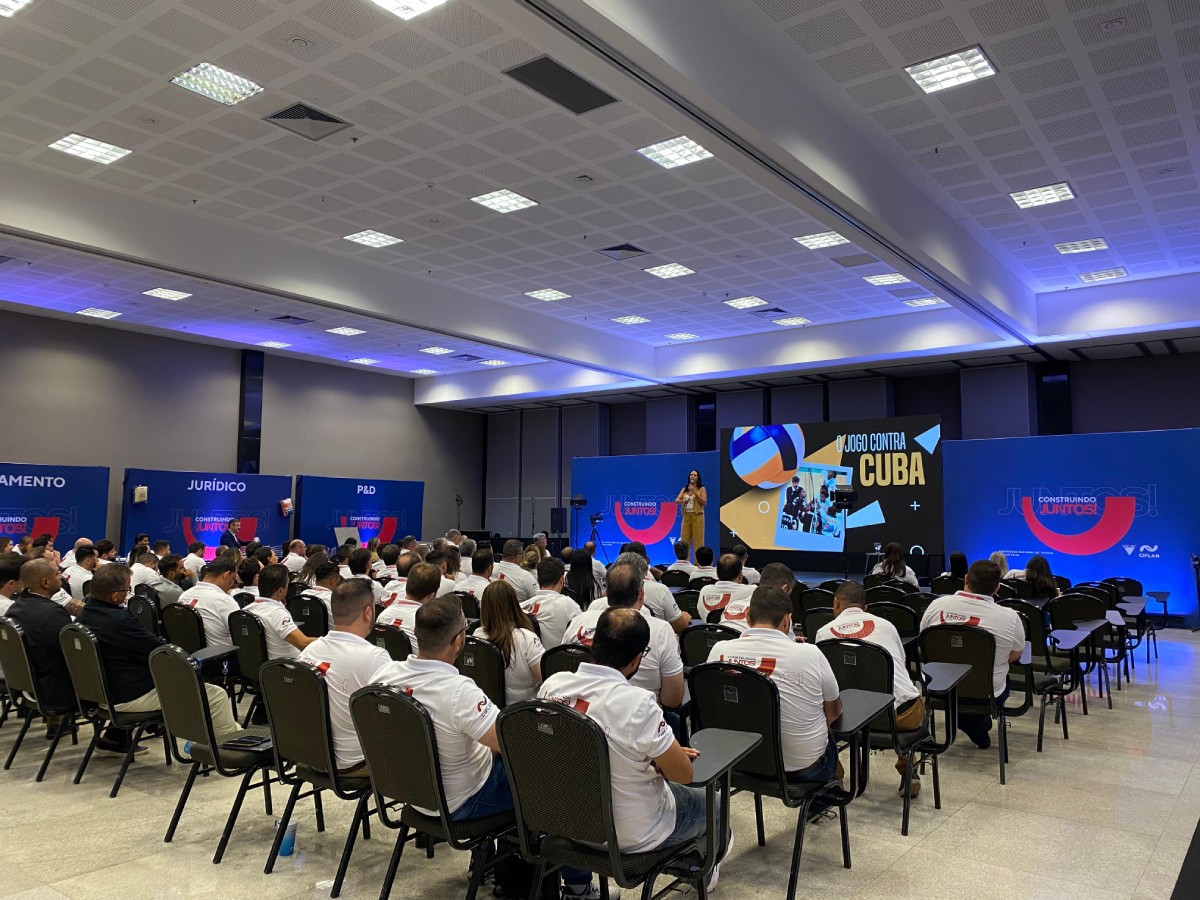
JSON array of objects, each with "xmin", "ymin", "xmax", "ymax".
[{"xmin": 675, "ymin": 469, "xmax": 707, "ymax": 562}]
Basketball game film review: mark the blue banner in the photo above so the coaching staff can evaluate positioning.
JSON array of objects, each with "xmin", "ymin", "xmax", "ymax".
[
  {"xmin": 0, "ymin": 462, "xmax": 109, "ymax": 547},
  {"xmin": 570, "ymin": 452, "xmax": 720, "ymax": 564},
  {"xmin": 944, "ymin": 430, "xmax": 1200, "ymax": 620},
  {"xmin": 294, "ymin": 475, "xmax": 424, "ymax": 546},
  {"xmin": 120, "ymin": 469, "xmax": 293, "ymax": 557}
]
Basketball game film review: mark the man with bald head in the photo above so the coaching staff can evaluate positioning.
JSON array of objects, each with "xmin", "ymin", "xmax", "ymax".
[
  {"xmin": 6, "ymin": 558, "xmax": 78, "ymax": 718},
  {"xmin": 582, "ymin": 540, "xmax": 606, "ymax": 593},
  {"xmin": 60, "ymin": 537, "xmax": 91, "ymax": 570}
]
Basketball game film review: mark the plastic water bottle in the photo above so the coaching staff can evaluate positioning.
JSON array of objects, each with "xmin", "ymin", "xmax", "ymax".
[{"xmin": 276, "ymin": 819, "xmax": 298, "ymax": 857}]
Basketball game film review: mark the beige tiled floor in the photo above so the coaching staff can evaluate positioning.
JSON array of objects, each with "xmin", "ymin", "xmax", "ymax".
[{"xmin": 2, "ymin": 630, "xmax": 1197, "ymax": 900}]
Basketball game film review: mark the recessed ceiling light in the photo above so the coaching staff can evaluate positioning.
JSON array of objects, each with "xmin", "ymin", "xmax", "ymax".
[
  {"xmin": 420, "ymin": 346, "xmax": 453, "ymax": 355},
  {"xmin": 905, "ymin": 46, "xmax": 996, "ymax": 94},
  {"xmin": 725, "ymin": 296, "xmax": 768, "ymax": 309},
  {"xmin": 410, "ymin": 368, "xmax": 439, "ymax": 375},
  {"xmin": 612, "ymin": 315, "xmax": 650, "ymax": 325},
  {"xmin": 326, "ymin": 326, "xmax": 366, "ymax": 336},
  {"xmin": 794, "ymin": 231, "xmax": 850, "ymax": 250},
  {"xmin": 1010, "ymin": 182, "xmax": 1075, "ymax": 209},
  {"xmin": 348, "ymin": 357, "xmax": 379, "ymax": 365},
  {"xmin": 0, "ymin": 0, "xmax": 36, "ymax": 16},
  {"xmin": 772, "ymin": 316, "xmax": 812, "ymax": 326},
  {"xmin": 665, "ymin": 332, "xmax": 699, "ymax": 341},
  {"xmin": 257, "ymin": 341, "xmax": 291, "ymax": 349},
  {"xmin": 76, "ymin": 307, "xmax": 121, "ymax": 319},
  {"xmin": 1055, "ymin": 238, "xmax": 1109, "ymax": 254},
  {"xmin": 1080, "ymin": 267, "xmax": 1127, "ymax": 283},
  {"xmin": 49, "ymin": 133, "xmax": 131, "ymax": 164},
  {"xmin": 170, "ymin": 62, "xmax": 263, "ymax": 106},
  {"xmin": 365, "ymin": 0, "xmax": 450, "ymax": 20},
  {"xmin": 479, "ymin": 359, "xmax": 507, "ymax": 366},
  {"xmin": 637, "ymin": 136, "xmax": 714, "ymax": 169},
  {"xmin": 904, "ymin": 297, "xmax": 945, "ymax": 307},
  {"xmin": 142, "ymin": 288, "xmax": 191, "ymax": 301},
  {"xmin": 864, "ymin": 273, "xmax": 910, "ymax": 285},
  {"xmin": 344, "ymin": 229, "xmax": 403, "ymax": 248},
  {"xmin": 644, "ymin": 263, "xmax": 694, "ymax": 279},
  {"xmin": 525, "ymin": 289, "xmax": 570, "ymax": 301},
  {"xmin": 471, "ymin": 189, "xmax": 537, "ymax": 213}
]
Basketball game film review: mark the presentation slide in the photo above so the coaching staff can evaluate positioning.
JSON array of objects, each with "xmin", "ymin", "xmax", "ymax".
[
  {"xmin": 0, "ymin": 462, "xmax": 109, "ymax": 546},
  {"xmin": 720, "ymin": 415, "xmax": 943, "ymax": 555},
  {"xmin": 294, "ymin": 475, "xmax": 424, "ymax": 546}
]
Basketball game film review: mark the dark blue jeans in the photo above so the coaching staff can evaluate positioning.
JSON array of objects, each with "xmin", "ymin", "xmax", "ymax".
[
  {"xmin": 959, "ymin": 687, "xmax": 1009, "ymax": 748},
  {"xmin": 786, "ymin": 735, "xmax": 839, "ymax": 784}
]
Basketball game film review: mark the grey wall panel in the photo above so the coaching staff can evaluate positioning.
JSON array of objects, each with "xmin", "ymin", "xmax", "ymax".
[
  {"xmin": 828, "ymin": 377, "xmax": 894, "ymax": 421},
  {"xmin": 520, "ymin": 408, "xmax": 559, "ymax": 536},
  {"xmin": 485, "ymin": 412, "xmax": 521, "ymax": 536},
  {"xmin": 561, "ymin": 405, "xmax": 605, "ymax": 518},
  {"xmin": 960, "ymin": 364, "xmax": 1036, "ymax": 438},
  {"xmin": 893, "ymin": 373, "xmax": 963, "ymax": 440},
  {"xmin": 608, "ymin": 402, "xmax": 646, "ymax": 456},
  {"xmin": 1071, "ymin": 356, "xmax": 1200, "ymax": 434},
  {"xmin": 770, "ymin": 384, "xmax": 825, "ymax": 424},
  {"xmin": 716, "ymin": 389, "xmax": 766, "ymax": 432},
  {"xmin": 645, "ymin": 397, "xmax": 689, "ymax": 454}
]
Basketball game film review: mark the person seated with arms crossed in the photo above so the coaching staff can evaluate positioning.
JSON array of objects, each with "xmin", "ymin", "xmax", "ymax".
[
  {"xmin": 457, "ymin": 548, "xmax": 494, "ymax": 599},
  {"xmin": 297, "ymin": 579, "xmax": 392, "ymax": 776},
  {"xmin": 424, "ymin": 549, "xmax": 458, "ymax": 597},
  {"xmin": 691, "ymin": 546, "xmax": 718, "ymax": 581},
  {"xmin": 177, "ymin": 556, "xmax": 241, "ymax": 646},
  {"xmin": 719, "ymin": 562, "xmax": 794, "ymax": 633},
  {"xmin": 664, "ymin": 540, "xmax": 695, "ymax": 578},
  {"xmin": 698, "ymin": 553, "xmax": 755, "ymax": 621},
  {"xmin": 77, "ymin": 564, "xmax": 242, "ymax": 748},
  {"xmin": 235, "ymin": 558, "xmax": 261, "ymax": 600},
  {"xmin": 871, "ymin": 542, "xmax": 919, "ymax": 587},
  {"xmin": 541, "ymin": 607, "xmax": 732, "ymax": 894},
  {"xmin": 491, "ymin": 539, "xmax": 538, "ymax": 602},
  {"xmin": 63, "ymin": 544, "xmax": 98, "ymax": 602},
  {"xmin": 475, "ymin": 581, "xmax": 544, "ymax": 705},
  {"xmin": 815, "ymin": 581, "xmax": 925, "ymax": 796},
  {"xmin": 609, "ymin": 542, "xmax": 691, "ymax": 634},
  {"xmin": 920, "ymin": 559, "xmax": 1024, "ymax": 749},
  {"xmin": 564, "ymin": 561, "xmax": 684, "ymax": 710},
  {"xmin": 522, "ymin": 557, "xmax": 582, "ymax": 648},
  {"xmin": 345, "ymin": 548, "xmax": 383, "ymax": 602},
  {"xmin": 245, "ymin": 564, "xmax": 317, "ymax": 659},
  {"xmin": 707, "ymin": 586, "xmax": 843, "ymax": 787},
  {"xmin": 731, "ymin": 545, "xmax": 760, "ymax": 585},
  {"xmin": 376, "ymin": 562, "xmax": 441, "ymax": 654}
]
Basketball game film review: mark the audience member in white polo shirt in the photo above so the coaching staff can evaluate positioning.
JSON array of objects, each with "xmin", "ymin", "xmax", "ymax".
[
  {"xmin": 298, "ymin": 578, "xmax": 391, "ymax": 774},
  {"xmin": 522, "ymin": 558, "xmax": 581, "ymax": 648},
  {"xmin": 665, "ymin": 540, "xmax": 696, "ymax": 578},
  {"xmin": 59, "ymin": 537, "xmax": 90, "ymax": 571},
  {"xmin": 698, "ymin": 554, "xmax": 755, "ymax": 620},
  {"xmin": 373, "ymin": 543, "xmax": 400, "ymax": 582},
  {"xmin": 457, "ymin": 549, "xmax": 494, "ymax": 599},
  {"xmin": 871, "ymin": 542, "xmax": 919, "ymax": 587},
  {"xmin": 380, "ymin": 552, "xmax": 420, "ymax": 604},
  {"xmin": 346, "ymin": 548, "xmax": 383, "ymax": 602},
  {"xmin": 182, "ymin": 542, "xmax": 207, "ymax": 579},
  {"xmin": 816, "ymin": 581, "xmax": 925, "ymax": 797},
  {"xmin": 245, "ymin": 564, "xmax": 316, "ymax": 660},
  {"xmin": 424, "ymin": 549, "xmax": 459, "ymax": 597},
  {"xmin": 475, "ymin": 581, "xmax": 544, "ymax": 705},
  {"xmin": 707, "ymin": 586, "xmax": 843, "ymax": 785},
  {"xmin": 93, "ymin": 540, "xmax": 118, "ymax": 567},
  {"xmin": 540, "ymin": 608, "xmax": 731, "ymax": 893},
  {"xmin": 564, "ymin": 548, "xmax": 600, "ymax": 609},
  {"xmin": 130, "ymin": 553, "xmax": 160, "ymax": 588},
  {"xmin": 690, "ymin": 546, "xmax": 718, "ymax": 581},
  {"xmin": 63, "ymin": 545, "xmax": 98, "ymax": 602},
  {"xmin": 443, "ymin": 545, "xmax": 464, "ymax": 585},
  {"xmin": 177, "ymin": 556, "xmax": 240, "ymax": 646},
  {"xmin": 302, "ymin": 561, "xmax": 342, "ymax": 614},
  {"xmin": 920, "ymin": 559, "xmax": 1024, "ymax": 749},
  {"xmin": 235, "ymin": 559, "xmax": 261, "ymax": 602},
  {"xmin": 376, "ymin": 562, "xmax": 441, "ymax": 654},
  {"xmin": 720, "ymin": 562, "xmax": 794, "ymax": 633},
  {"xmin": 732, "ymin": 544, "xmax": 761, "ymax": 585},
  {"xmin": 491, "ymin": 539, "xmax": 538, "ymax": 602},
  {"xmin": 620, "ymin": 542, "xmax": 691, "ymax": 633},
  {"xmin": 455, "ymin": 541, "xmax": 476, "ymax": 582},
  {"xmin": 564, "ymin": 562, "xmax": 684, "ymax": 709},
  {"xmin": 282, "ymin": 539, "xmax": 307, "ymax": 575},
  {"xmin": 152, "ymin": 540, "xmax": 171, "ymax": 561}
]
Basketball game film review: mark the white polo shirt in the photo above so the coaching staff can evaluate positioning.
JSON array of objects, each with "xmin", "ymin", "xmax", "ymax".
[
  {"xmin": 303, "ymin": 584, "xmax": 334, "ymax": 615},
  {"xmin": 815, "ymin": 609, "xmax": 919, "ymax": 706},
  {"xmin": 178, "ymin": 580, "xmax": 240, "ymax": 646},
  {"xmin": 183, "ymin": 553, "xmax": 205, "ymax": 578},
  {"xmin": 452, "ymin": 569, "xmax": 468, "ymax": 584},
  {"xmin": 380, "ymin": 579, "xmax": 407, "ymax": 606},
  {"xmin": 562, "ymin": 605, "xmax": 683, "ymax": 699},
  {"xmin": 698, "ymin": 581, "xmax": 755, "ymax": 618},
  {"xmin": 339, "ymin": 565, "xmax": 352, "ymax": 580},
  {"xmin": 539, "ymin": 663, "xmax": 676, "ymax": 852},
  {"xmin": 718, "ymin": 596, "xmax": 752, "ymax": 633},
  {"xmin": 298, "ymin": 630, "xmax": 391, "ymax": 769},
  {"xmin": 691, "ymin": 565, "xmax": 718, "ymax": 581},
  {"xmin": 245, "ymin": 597, "xmax": 302, "ymax": 660},
  {"xmin": 130, "ymin": 563, "xmax": 157, "ymax": 587},
  {"xmin": 283, "ymin": 552, "xmax": 307, "ymax": 575},
  {"xmin": 372, "ymin": 656, "xmax": 499, "ymax": 816},
  {"xmin": 376, "ymin": 597, "xmax": 423, "ymax": 653},
  {"xmin": 920, "ymin": 591, "xmax": 1024, "ymax": 695},
  {"xmin": 377, "ymin": 565, "xmax": 399, "ymax": 583},
  {"xmin": 642, "ymin": 577, "xmax": 684, "ymax": 624},
  {"xmin": 64, "ymin": 565, "xmax": 93, "ymax": 601},
  {"xmin": 474, "ymin": 627, "xmax": 544, "ymax": 705},
  {"xmin": 350, "ymin": 573, "xmax": 383, "ymax": 602},
  {"xmin": 665, "ymin": 560, "xmax": 695, "ymax": 577},
  {"xmin": 458, "ymin": 574, "xmax": 491, "ymax": 598},
  {"xmin": 491, "ymin": 560, "xmax": 537, "ymax": 602},
  {"xmin": 741, "ymin": 565, "xmax": 761, "ymax": 585},
  {"xmin": 707, "ymin": 628, "xmax": 839, "ymax": 771},
  {"xmin": 521, "ymin": 589, "xmax": 580, "ymax": 648},
  {"xmin": 435, "ymin": 576, "xmax": 458, "ymax": 598},
  {"xmin": 871, "ymin": 564, "xmax": 919, "ymax": 587}
]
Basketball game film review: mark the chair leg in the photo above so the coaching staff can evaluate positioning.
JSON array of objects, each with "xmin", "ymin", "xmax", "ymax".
[
  {"xmin": 786, "ymin": 802, "xmax": 811, "ymax": 900},
  {"xmin": 214, "ymin": 767, "xmax": 259, "ymax": 864},
  {"xmin": 262, "ymin": 767, "xmax": 273, "ymax": 816},
  {"xmin": 464, "ymin": 842, "xmax": 488, "ymax": 900},
  {"xmin": 997, "ymin": 713, "xmax": 1006, "ymax": 785},
  {"xmin": 314, "ymin": 788, "xmax": 326, "ymax": 832},
  {"xmin": 1036, "ymin": 694, "xmax": 1047, "ymax": 753},
  {"xmin": 265, "ymin": 781, "xmax": 303, "ymax": 874},
  {"xmin": 931, "ymin": 754, "xmax": 941, "ymax": 809},
  {"xmin": 379, "ymin": 825, "xmax": 408, "ymax": 900},
  {"xmin": 330, "ymin": 793, "xmax": 369, "ymax": 898},
  {"xmin": 1059, "ymin": 695, "xmax": 1069, "ymax": 740},
  {"xmin": 240, "ymin": 694, "xmax": 260, "ymax": 729},
  {"xmin": 111, "ymin": 724, "xmax": 148, "ymax": 798},
  {"xmin": 1079, "ymin": 679, "xmax": 1088, "ymax": 716},
  {"xmin": 839, "ymin": 802, "xmax": 851, "ymax": 868},
  {"xmin": 69, "ymin": 723, "xmax": 101, "ymax": 785},
  {"xmin": 1151, "ymin": 628, "xmax": 1157, "ymax": 660},
  {"xmin": 900, "ymin": 753, "xmax": 914, "ymax": 836},
  {"xmin": 754, "ymin": 793, "xmax": 766, "ymax": 847},
  {"xmin": 165, "ymin": 762, "xmax": 202, "ymax": 842},
  {"xmin": 1104, "ymin": 663, "xmax": 1112, "ymax": 710},
  {"xmin": 162, "ymin": 728, "xmax": 172, "ymax": 765},
  {"xmin": 4, "ymin": 712, "xmax": 31, "ymax": 770}
]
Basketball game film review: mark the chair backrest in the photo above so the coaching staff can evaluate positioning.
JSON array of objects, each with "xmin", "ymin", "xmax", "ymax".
[
  {"xmin": 1001, "ymin": 578, "xmax": 1034, "ymax": 599},
  {"xmin": 1073, "ymin": 581, "xmax": 1120, "ymax": 604},
  {"xmin": 816, "ymin": 638, "xmax": 896, "ymax": 733},
  {"xmin": 930, "ymin": 575, "xmax": 963, "ymax": 596},
  {"xmin": 260, "ymin": 659, "xmax": 340, "ymax": 783},
  {"xmin": 1000, "ymin": 598, "xmax": 1050, "ymax": 657},
  {"xmin": 864, "ymin": 584, "xmax": 906, "ymax": 604},
  {"xmin": 919, "ymin": 624, "xmax": 998, "ymax": 700},
  {"xmin": 1103, "ymin": 576, "xmax": 1143, "ymax": 597},
  {"xmin": 371, "ymin": 624, "xmax": 412, "ymax": 661},
  {"xmin": 800, "ymin": 607, "xmax": 836, "ymax": 639},
  {"xmin": 993, "ymin": 582, "xmax": 1017, "ymax": 600},
  {"xmin": 689, "ymin": 576, "xmax": 717, "ymax": 590},
  {"xmin": 127, "ymin": 593, "xmax": 164, "ymax": 637},
  {"xmin": 1072, "ymin": 586, "xmax": 1114, "ymax": 608},
  {"xmin": 540, "ymin": 644, "xmax": 592, "ymax": 679},
  {"xmin": 232, "ymin": 591, "xmax": 256, "ymax": 609},
  {"xmin": 674, "ymin": 589, "xmax": 700, "ymax": 619},
  {"xmin": 1047, "ymin": 593, "xmax": 1106, "ymax": 632},
  {"xmin": 818, "ymin": 579, "xmax": 847, "ymax": 592},
  {"xmin": 134, "ymin": 583, "xmax": 160, "ymax": 603},
  {"xmin": 1052, "ymin": 575, "xmax": 1072, "ymax": 594},
  {"xmin": 907, "ymin": 592, "xmax": 938, "ymax": 615},
  {"xmin": 162, "ymin": 603, "xmax": 207, "ymax": 654},
  {"xmin": 288, "ymin": 595, "xmax": 331, "ymax": 638},
  {"xmin": 863, "ymin": 572, "xmax": 891, "ymax": 589},
  {"xmin": 286, "ymin": 580, "xmax": 309, "ymax": 600},
  {"xmin": 455, "ymin": 636, "xmax": 507, "ymax": 708},
  {"xmin": 229, "ymin": 609, "xmax": 270, "ymax": 685},
  {"xmin": 799, "ymin": 588, "xmax": 835, "ymax": 613},
  {"xmin": 452, "ymin": 591, "xmax": 481, "ymax": 619},
  {"xmin": 867, "ymin": 600, "xmax": 919, "ymax": 638},
  {"xmin": 149, "ymin": 644, "xmax": 220, "ymax": 753},
  {"xmin": 59, "ymin": 623, "xmax": 113, "ymax": 709},
  {"xmin": 688, "ymin": 663, "xmax": 786, "ymax": 786},
  {"xmin": 0, "ymin": 617, "xmax": 41, "ymax": 702},
  {"xmin": 661, "ymin": 570, "xmax": 690, "ymax": 588},
  {"xmin": 679, "ymin": 623, "xmax": 740, "ymax": 667}
]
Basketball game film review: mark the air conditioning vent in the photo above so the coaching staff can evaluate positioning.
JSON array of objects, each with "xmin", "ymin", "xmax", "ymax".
[
  {"xmin": 595, "ymin": 243, "xmax": 647, "ymax": 260},
  {"xmin": 272, "ymin": 315, "xmax": 314, "ymax": 324},
  {"xmin": 264, "ymin": 103, "xmax": 351, "ymax": 141},
  {"xmin": 453, "ymin": 353, "xmax": 482, "ymax": 362},
  {"xmin": 503, "ymin": 56, "xmax": 618, "ymax": 115},
  {"xmin": 747, "ymin": 307, "xmax": 790, "ymax": 319},
  {"xmin": 831, "ymin": 253, "xmax": 878, "ymax": 268}
]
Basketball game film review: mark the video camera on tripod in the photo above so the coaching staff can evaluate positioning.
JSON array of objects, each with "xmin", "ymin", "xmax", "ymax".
[{"xmin": 588, "ymin": 511, "xmax": 605, "ymax": 526}]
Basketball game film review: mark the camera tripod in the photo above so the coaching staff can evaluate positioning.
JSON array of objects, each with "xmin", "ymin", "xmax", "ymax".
[{"xmin": 587, "ymin": 519, "xmax": 610, "ymax": 564}]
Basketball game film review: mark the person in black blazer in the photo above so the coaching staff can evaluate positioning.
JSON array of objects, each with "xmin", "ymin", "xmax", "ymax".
[
  {"xmin": 5, "ymin": 558, "xmax": 76, "ymax": 713},
  {"xmin": 219, "ymin": 518, "xmax": 244, "ymax": 549}
]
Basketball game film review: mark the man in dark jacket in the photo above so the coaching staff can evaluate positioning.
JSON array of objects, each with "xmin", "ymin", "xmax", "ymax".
[{"xmin": 5, "ymin": 558, "xmax": 76, "ymax": 714}]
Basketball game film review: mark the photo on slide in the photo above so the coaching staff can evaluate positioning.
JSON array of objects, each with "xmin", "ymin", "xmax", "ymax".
[{"xmin": 773, "ymin": 463, "xmax": 853, "ymax": 551}]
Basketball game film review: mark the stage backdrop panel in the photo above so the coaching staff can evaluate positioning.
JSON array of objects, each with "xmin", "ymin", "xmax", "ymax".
[
  {"xmin": 720, "ymin": 415, "xmax": 943, "ymax": 555},
  {"xmin": 294, "ymin": 475, "xmax": 424, "ymax": 546},
  {"xmin": 0, "ymin": 462, "xmax": 108, "ymax": 546},
  {"xmin": 571, "ymin": 452, "xmax": 719, "ymax": 564},
  {"xmin": 944, "ymin": 429, "xmax": 1200, "ymax": 620},
  {"xmin": 121, "ymin": 469, "xmax": 293, "ymax": 557}
]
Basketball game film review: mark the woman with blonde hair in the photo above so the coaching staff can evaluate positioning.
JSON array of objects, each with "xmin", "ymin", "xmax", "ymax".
[
  {"xmin": 475, "ymin": 581, "xmax": 544, "ymax": 705},
  {"xmin": 296, "ymin": 549, "xmax": 329, "ymax": 586},
  {"xmin": 522, "ymin": 545, "xmax": 541, "ymax": 571}
]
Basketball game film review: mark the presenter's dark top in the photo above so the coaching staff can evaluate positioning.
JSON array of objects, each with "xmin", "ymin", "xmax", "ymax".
[
  {"xmin": 76, "ymin": 598, "xmax": 165, "ymax": 704},
  {"xmin": 219, "ymin": 530, "xmax": 242, "ymax": 549},
  {"xmin": 5, "ymin": 589, "xmax": 75, "ymax": 710}
]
